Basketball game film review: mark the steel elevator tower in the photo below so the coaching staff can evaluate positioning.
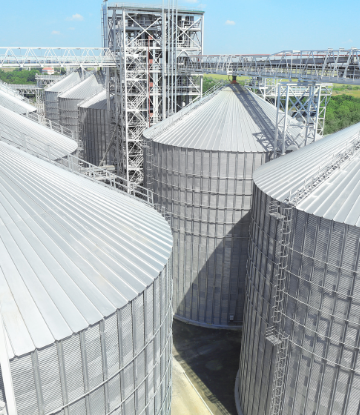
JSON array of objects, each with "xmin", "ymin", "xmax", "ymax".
[{"xmin": 102, "ymin": 1, "xmax": 204, "ymax": 183}]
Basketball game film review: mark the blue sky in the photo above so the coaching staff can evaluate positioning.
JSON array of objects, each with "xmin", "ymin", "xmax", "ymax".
[{"xmin": 1, "ymin": 0, "xmax": 359, "ymax": 54}]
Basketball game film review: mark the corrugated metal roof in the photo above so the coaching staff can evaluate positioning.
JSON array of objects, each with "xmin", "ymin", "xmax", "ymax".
[
  {"xmin": 0, "ymin": 142, "xmax": 173, "ymax": 358},
  {"xmin": 46, "ymin": 70, "xmax": 82, "ymax": 93},
  {"xmin": 144, "ymin": 84, "xmax": 307, "ymax": 153},
  {"xmin": 59, "ymin": 72, "xmax": 104, "ymax": 100},
  {"xmin": 79, "ymin": 89, "xmax": 107, "ymax": 110},
  {"xmin": 253, "ymin": 122, "xmax": 360, "ymax": 226},
  {"xmin": 0, "ymin": 90, "xmax": 36, "ymax": 115},
  {"xmin": 0, "ymin": 105, "xmax": 77, "ymax": 159}
]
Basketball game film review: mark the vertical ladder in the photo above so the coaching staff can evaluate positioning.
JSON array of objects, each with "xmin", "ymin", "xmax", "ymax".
[{"xmin": 266, "ymin": 200, "xmax": 293, "ymax": 415}]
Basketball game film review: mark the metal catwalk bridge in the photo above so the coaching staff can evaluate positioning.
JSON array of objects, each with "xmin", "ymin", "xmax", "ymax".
[{"xmin": 1, "ymin": 47, "xmax": 360, "ymax": 84}]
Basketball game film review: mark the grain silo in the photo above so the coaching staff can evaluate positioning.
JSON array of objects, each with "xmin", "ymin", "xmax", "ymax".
[
  {"xmin": 58, "ymin": 72, "xmax": 105, "ymax": 140},
  {"xmin": 44, "ymin": 70, "xmax": 82, "ymax": 123},
  {"xmin": 143, "ymin": 84, "xmax": 305, "ymax": 328},
  {"xmin": 0, "ymin": 140, "xmax": 173, "ymax": 415},
  {"xmin": 79, "ymin": 89, "xmax": 113, "ymax": 166},
  {"xmin": 0, "ymin": 104, "xmax": 77, "ymax": 159},
  {"xmin": 237, "ymin": 122, "xmax": 360, "ymax": 415},
  {"xmin": 0, "ymin": 90, "xmax": 37, "ymax": 115}
]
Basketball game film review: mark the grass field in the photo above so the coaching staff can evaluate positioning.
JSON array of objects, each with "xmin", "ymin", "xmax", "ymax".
[
  {"xmin": 333, "ymin": 89, "xmax": 360, "ymax": 98},
  {"xmin": 203, "ymin": 74, "xmax": 250, "ymax": 83}
]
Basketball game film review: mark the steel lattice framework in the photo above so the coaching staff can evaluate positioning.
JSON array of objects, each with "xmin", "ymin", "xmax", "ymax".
[
  {"xmin": 35, "ymin": 74, "xmax": 65, "ymax": 88},
  {"xmin": 177, "ymin": 49, "xmax": 360, "ymax": 85},
  {"xmin": 0, "ymin": 47, "xmax": 116, "ymax": 68},
  {"xmin": 245, "ymin": 78, "xmax": 333, "ymax": 155},
  {"xmin": 1, "ymin": 48, "xmax": 360, "ymax": 85},
  {"xmin": 2, "ymin": 46, "xmax": 360, "ymax": 181},
  {"xmin": 103, "ymin": 2, "xmax": 204, "ymax": 183}
]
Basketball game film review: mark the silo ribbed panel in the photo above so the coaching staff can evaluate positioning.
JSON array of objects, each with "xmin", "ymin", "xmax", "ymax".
[
  {"xmin": 148, "ymin": 142, "xmax": 267, "ymax": 326},
  {"xmin": 143, "ymin": 84, "xmax": 307, "ymax": 327},
  {"xmin": 79, "ymin": 90, "xmax": 113, "ymax": 165},
  {"xmin": 58, "ymin": 73, "xmax": 105, "ymax": 140},
  {"xmin": 44, "ymin": 71, "xmax": 82, "ymax": 123},
  {"xmin": 0, "ymin": 142, "xmax": 173, "ymax": 415},
  {"xmin": 238, "ymin": 122, "xmax": 360, "ymax": 415},
  {"xmin": 0, "ymin": 90, "xmax": 36, "ymax": 115}
]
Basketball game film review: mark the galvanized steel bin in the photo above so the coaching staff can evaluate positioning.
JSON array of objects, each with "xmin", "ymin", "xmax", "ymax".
[
  {"xmin": 142, "ymin": 85, "xmax": 296, "ymax": 327},
  {"xmin": 44, "ymin": 71, "xmax": 82, "ymax": 123},
  {"xmin": 58, "ymin": 72, "xmax": 104, "ymax": 141},
  {"xmin": 79, "ymin": 90, "xmax": 114, "ymax": 166},
  {"xmin": 0, "ymin": 142, "xmax": 173, "ymax": 415},
  {"xmin": 237, "ymin": 122, "xmax": 360, "ymax": 415}
]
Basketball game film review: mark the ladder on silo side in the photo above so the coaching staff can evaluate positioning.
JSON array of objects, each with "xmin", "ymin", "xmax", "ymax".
[{"xmin": 266, "ymin": 200, "xmax": 293, "ymax": 415}]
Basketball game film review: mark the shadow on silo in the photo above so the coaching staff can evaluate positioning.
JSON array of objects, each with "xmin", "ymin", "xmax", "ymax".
[{"xmin": 174, "ymin": 212, "xmax": 251, "ymax": 326}]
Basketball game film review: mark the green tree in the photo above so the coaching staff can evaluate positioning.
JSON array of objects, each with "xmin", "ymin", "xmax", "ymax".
[
  {"xmin": 0, "ymin": 68, "xmax": 41, "ymax": 85},
  {"xmin": 324, "ymin": 95, "xmax": 360, "ymax": 135}
]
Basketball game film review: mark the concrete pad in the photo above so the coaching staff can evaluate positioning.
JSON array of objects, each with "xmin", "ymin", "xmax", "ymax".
[{"xmin": 172, "ymin": 358, "xmax": 212, "ymax": 415}]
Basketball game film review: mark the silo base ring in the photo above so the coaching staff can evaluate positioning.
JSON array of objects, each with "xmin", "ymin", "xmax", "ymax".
[
  {"xmin": 173, "ymin": 314, "xmax": 242, "ymax": 330},
  {"xmin": 234, "ymin": 369, "xmax": 245, "ymax": 415}
]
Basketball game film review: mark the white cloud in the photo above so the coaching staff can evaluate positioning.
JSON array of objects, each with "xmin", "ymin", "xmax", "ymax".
[
  {"xmin": 66, "ymin": 13, "xmax": 84, "ymax": 21},
  {"xmin": 184, "ymin": 0, "xmax": 198, "ymax": 3},
  {"xmin": 225, "ymin": 20, "xmax": 235, "ymax": 25},
  {"xmin": 51, "ymin": 30, "xmax": 61, "ymax": 35}
]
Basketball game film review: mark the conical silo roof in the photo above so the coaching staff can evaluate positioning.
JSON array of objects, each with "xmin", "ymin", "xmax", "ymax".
[
  {"xmin": 0, "ymin": 105, "xmax": 77, "ymax": 159},
  {"xmin": 0, "ymin": 90, "xmax": 37, "ymax": 115},
  {"xmin": 59, "ymin": 72, "xmax": 104, "ymax": 100},
  {"xmin": 45, "ymin": 70, "xmax": 82, "ymax": 93},
  {"xmin": 0, "ymin": 141, "xmax": 173, "ymax": 358},
  {"xmin": 144, "ymin": 84, "xmax": 306, "ymax": 153},
  {"xmin": 79, "ymin": 89, "xmax": 107, "ymax": 110},
  {"xmin": 253, "ymin": 122, "xmax": 360, "ymax": 225}
]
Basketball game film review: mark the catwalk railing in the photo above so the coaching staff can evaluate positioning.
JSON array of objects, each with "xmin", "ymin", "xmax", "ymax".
[
  {"xmin": 0, "ymin": 129, "xmax": 154, "ymax": 205},
  {"xmin": 2, "ymin": 48, "xmax": 360, "ymax": 85},
  {"xmin": 10, "ymin": 84, "xmax": 42, "ymax": 91},
  {"xmin": 21, "ymin": 110, "xmax": 75, "ymax": 139},
  {"xmin": 0, "ymin": 79, "xmax": 32, "ymax": 104},
  {"xmin": 286, "ymin": 129, "xmax": 360, "ymax": 205},
  {"xmin": 35, "ymin": 74, "xmax": 65, "ymax": 82}
]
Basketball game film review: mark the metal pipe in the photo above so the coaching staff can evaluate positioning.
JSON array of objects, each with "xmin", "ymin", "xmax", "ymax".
[{"xmin": 282, "ymin": 85, "xmax": 290, "ymax": 155}]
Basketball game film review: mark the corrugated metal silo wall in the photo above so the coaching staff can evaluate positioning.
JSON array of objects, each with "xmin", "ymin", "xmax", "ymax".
[
  {"xmin": 144, "ymin": 139, "xmax": 268, "ymax": 327},
  {"xmin": 58, "ymin": 97, "xmax": 82, "ymax": 140},
  {"xmin": 44, "ymin": 90, "xmax": 61, "ymax": 123},
  {"xmin": 79, "ymin": 105, "xmax": 112, "ymax": 166},
  {"xmin": 9, "ymin": 260, "xmax": 173, "ymax": 415},
  {"xmin": 237, "ymin": 184, "xmax": 360, "ymax": 415}
]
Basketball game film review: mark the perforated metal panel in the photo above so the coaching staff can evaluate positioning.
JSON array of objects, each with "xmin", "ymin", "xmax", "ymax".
[
  {"xmin": 45, "ymin": 90, "xmax": 62, "ymax": 123},
  {"xmin": 58, "ymin": 73, "xmax": 104, "ymax": 141},
  {"xmin": 58, "ymin": 96, "xmax": 83, "ymax": 140},
  {"xmin": 78, "ymin": 95, "xmax": 114, "ymax": 166},
  {"xmin": 44, "ymin": 71, "xmax": 83, "ymax": 123},
  {"xmin": 144, "ymin": 139, "xmax": 268, "ymax": 326},
  {"xmin": 237, "ymin": 184, "xmax": 360, "ymax": 415},
  {"xmin": 8, "ymin": 262, "xmax": 172, "ymax": 415}
]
